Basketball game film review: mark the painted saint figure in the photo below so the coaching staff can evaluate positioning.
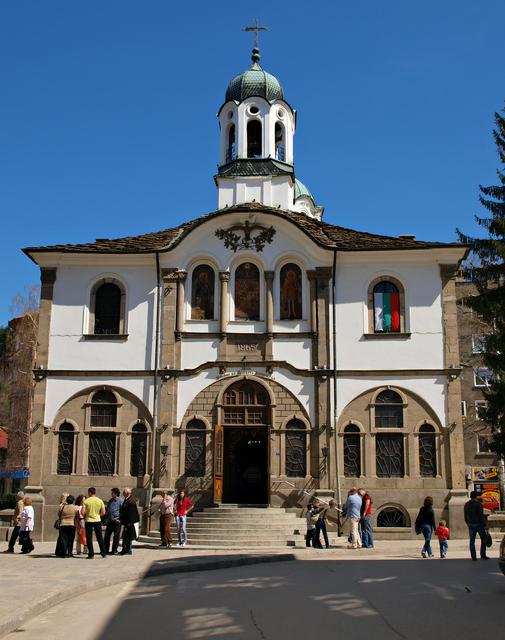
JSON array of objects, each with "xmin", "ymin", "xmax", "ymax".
[
  {"xmin": 280, "ymin": 264, "xmax": 302, "ymax": 320},
  {"xmin": 191, "ymin": 266, "xmax": 215, "ymax": 320}
]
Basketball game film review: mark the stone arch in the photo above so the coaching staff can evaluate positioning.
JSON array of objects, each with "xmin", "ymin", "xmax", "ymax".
[{"xmin": 375, "ymin": 502, "xmax": 411, "ymax": 528}]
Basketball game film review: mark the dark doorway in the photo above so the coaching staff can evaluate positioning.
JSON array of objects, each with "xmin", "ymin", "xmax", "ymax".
[{"xmin": 222, "ymin": 427, "xmax": 268, "ymax": 504}]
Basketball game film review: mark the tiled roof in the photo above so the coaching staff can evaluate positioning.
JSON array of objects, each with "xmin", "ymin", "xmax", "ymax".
[
  {"xmin": 23, "ymin": 202, "xmax": 464, "ymax": 260},
  {"xmin": 217, "ymin": 159, "xmax": 293, "ymax": 178}
]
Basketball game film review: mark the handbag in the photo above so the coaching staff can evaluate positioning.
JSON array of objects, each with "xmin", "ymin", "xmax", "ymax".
[
  {"xmin": 485, "ymin": 531, "xmax": 493, "ymax": 548},
  {"xmin": 310, "ymin": 513, "xmax": 321, "ymax": 525},
  {"xmin": 54, "ymin": 505, "xmax": 64, "ymax": 530}
]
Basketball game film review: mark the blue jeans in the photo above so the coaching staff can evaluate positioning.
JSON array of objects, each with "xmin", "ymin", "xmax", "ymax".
[
  {"xmin": 439, "ymin": 540, "xmax": 448, "ymax": 557},
  {"xmin": 361, "ymin": 515, "xmax": 374, "ymax": 548},
  {"xmin": 468, "ymin": 524, "xmax": 487, "ymax": 560},
  {"xmin": 420, "ymin": 524, "xmax": 433, "ymax": 556},
  {"xmin": 176, "ymin": 515, "xmax": 187, "ymax": 544}
]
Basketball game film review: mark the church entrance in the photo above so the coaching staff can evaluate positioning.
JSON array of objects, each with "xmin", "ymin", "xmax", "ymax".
[{"xmin": 214, "ymin": 380, "xmax": 270, "ymax": 505}]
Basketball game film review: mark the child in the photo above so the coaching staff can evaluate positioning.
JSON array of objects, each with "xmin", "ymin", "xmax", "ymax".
[
  {"xmin": 305, "ymin": 503, "xmax": 316, "ymax": 547},
  {"xmin": 435, "ymin": 520, "xmax": 450, "ymax": 558}
]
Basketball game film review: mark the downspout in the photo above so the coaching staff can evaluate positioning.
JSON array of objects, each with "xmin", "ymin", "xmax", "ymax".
[
  {"xmin": 331, "ymin": 247, "xmax": 342, "ymax": 535},
  {"xmin": 147, "ymin": 250, "xmax": 162, "ymax": 529}
]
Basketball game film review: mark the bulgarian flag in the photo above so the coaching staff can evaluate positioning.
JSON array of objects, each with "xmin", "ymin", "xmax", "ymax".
[{"xmin": 374, "ymin": 291, "xmax": 400, "ymax": 332}]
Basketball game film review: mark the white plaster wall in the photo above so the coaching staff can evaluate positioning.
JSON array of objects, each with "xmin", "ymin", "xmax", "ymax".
[
  {"xmin": 336, "ymin": 376, "xmax": 447, "ymax": 426},
  {"xmin": 273, "ymin": 339, "xmax": 311, "ymax": 370},
  {"xmin": 48, "ymin": 263, "xmax": 156, "ymax": 371},
  {"xmin": 335, "ymin": 258, "xmax": 445, "ymax": 370},
  {"xmin": 45, "ymin": 376, "xmax": 153, "ymax": 427},
  {"xmin": 180, "ymin": 339, "xmax": 219, "ymax": 370}
]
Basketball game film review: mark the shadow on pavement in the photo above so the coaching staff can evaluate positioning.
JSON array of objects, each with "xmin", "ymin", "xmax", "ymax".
[{"xmin": 92, "ymin": 557, "xmax": 505, "ymax": 640}]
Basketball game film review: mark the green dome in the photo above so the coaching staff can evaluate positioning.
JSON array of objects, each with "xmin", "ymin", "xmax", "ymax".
[
  {"xmin": 294, "ymin": 178, "xmax": 315, "ymax": 203},
  {"xmin": 226, "ymin": 48, "xmax": 284, "ymax": 103}
]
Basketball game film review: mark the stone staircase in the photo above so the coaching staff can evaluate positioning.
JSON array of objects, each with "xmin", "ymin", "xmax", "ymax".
[{"xmin": 141, "ymin": 505, "xmax": 332, "ymax": 549}]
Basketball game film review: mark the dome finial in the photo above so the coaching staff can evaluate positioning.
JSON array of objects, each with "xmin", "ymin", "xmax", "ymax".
[{"xmin": 243, "ymin": 18, "xmax": 269, "ymax": 64}]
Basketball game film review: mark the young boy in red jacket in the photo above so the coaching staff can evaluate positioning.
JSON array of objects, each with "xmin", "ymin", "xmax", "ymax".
[{"xmin": 435, "ymin": 520, "xmax": 450, "ymax": 558}]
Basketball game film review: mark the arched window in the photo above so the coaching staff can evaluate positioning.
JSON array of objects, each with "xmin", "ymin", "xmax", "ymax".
[
  {"xmin": 90, "ymin": 390, "xmax": 118, "ymax": 427},
  {"xmin": 419, "ymin": 424, "xmax": 437, "ymax": 477},
  {"xmin": 184, "ymin": 419, "xmax": 206, "ymax": 477},
  {"xmin": 343, "ymin": 424, "xmax": 361, "ymax": 477},
  {"xmin": 375, "ymin": 390, "xmax": 403, "ymax": 428},
  {"xmin": 88, "ymin": 389, "xmax": 118, "ymax": 475},
  {"xmin": 94, "ymin": 282, "xmax": 122, "ymax": 335},
  {"xmin": 234, "ymin": 263, "xmax": 260, "ymax": 321},
  {"xmin": 247, "ymin": 120, "xmax": 262, "ymax": 158},
  {"xmin": 57, "ymin": 422, "xmax": 75, "ymax": 475},
  {"xmin": 280, "ymin": 264, "xmax": 302, "ymax": 320},
  {"xmin": 373, "ymin": 281, "xmax": 401, "ymax": 333},
  {"xmin": 285, "ymin": 419, "xmax": 306, "ymax": 477},
  {"xmin": 226, "ymin": 124, "xmax": 236, "ymax": 162},
  {"xmin": 275, "ymin": 122, "xmax": 285, "ymax": 161},
  {"xmin": 130, "ymin": 424, "xmax": 147, "ymax": 477},
  {"xmin": 376, "ymin": 507, "xmax": 408, "ymax": 528},
  {"xmin": 191, "ymin": 265, "xmax": 215, "ymax": 320},
  {"xmin": 223, "ymin": 381, "xmax": 269, "ymax": 426}
]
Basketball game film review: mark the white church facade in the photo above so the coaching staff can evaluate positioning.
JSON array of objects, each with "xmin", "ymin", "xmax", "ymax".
[{"xmin": 23, "ymin": 46, "xmax": 469, "ymax": 540}]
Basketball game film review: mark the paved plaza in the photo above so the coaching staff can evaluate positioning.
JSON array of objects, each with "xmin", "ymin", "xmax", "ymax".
[{"xmin": 0, "ymin": 538, "xmax": 503, "ymax": 639}]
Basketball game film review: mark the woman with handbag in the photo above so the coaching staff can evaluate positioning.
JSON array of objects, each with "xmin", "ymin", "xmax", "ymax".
[
  {"xmin": 54, "ymin": 493, "xmax": 69, "ymax": 557},
  {"xmin": 415, "ymin": 496, "xmax": 436, "ymax": 558},
  {"xmin": 57, "ymin": 495, "xmax": 79, "ymax": 558},
  {"xmin": 19, "ymin": 497, "xmax": 35, "ymax": 554}
]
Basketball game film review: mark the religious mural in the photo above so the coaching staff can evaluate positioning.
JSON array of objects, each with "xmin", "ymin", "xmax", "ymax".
[
  {"xmin": 234, "ymin": 262, "xmax": 260, "ymax": 320},
  {"xmin": 191, "ymin": 265, "xmax": 215, "ymax": 320},
  {"xmin": 280, "ymin": 263, "xmax": 302, "ymax": 320}
]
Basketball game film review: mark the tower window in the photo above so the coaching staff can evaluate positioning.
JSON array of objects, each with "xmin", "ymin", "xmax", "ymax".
[
  {"xmin": 234, "ymin": 263, "xmax": 260, "ymax": 320},
  {"xmin": 247, "ymin": 120, "xmax": 262, "ymax": 158},
  {"xmin": 275, "ymin": 122, "xmax": 285, "ymax": 161},
  {"xmin": 94, "ymin": 282, "xmax": 121, "ymax": 335},
  {"xmin": 226, "ymin": 124, "xmax": 236, "ymax": 163}
]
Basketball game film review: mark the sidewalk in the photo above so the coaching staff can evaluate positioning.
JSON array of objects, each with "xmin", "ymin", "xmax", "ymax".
[{"xmin": 0, "ymin": 537, "xmax": 501, "ymax": 638}]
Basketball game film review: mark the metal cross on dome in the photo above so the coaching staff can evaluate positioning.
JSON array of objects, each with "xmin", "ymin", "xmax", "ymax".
[{"xmin": 242, "ymin": 18, "xmax": 269, "ymax": 50}]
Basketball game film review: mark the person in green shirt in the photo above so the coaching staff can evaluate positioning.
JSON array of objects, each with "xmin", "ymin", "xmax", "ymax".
[{"xmin": 82, "ymin": 487, "xmax": 106, "ymax": 559}]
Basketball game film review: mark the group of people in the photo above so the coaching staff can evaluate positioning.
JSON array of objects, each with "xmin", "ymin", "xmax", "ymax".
[
  {"xmin": 414, "ymin": 491, "xmax": 491, "ymax": 561},
  {"xmin": 158, "ymin": 489, "xmax": 194, "ymax": 547},
  {"xmin": 55, "ymin": 486, "xmax": 140, "ymax": 559},
  {"xmin": 305, "ymin": 488, "xmax": 374, "ymax": 550}
]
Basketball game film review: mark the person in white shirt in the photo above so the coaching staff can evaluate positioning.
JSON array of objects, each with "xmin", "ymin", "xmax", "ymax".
[{"xmin": 20, "ymin": 497, "xmax": 35, "ymax": 554}]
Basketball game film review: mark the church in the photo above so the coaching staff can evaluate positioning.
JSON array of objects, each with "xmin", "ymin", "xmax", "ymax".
[{"xmin": 22, "ymin": 42, "xmax": 469, "ymax": 540}]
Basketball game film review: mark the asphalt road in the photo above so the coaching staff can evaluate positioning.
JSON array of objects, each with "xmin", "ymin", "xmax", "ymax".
[{"xmin": 6, "ymin": 557, "xmax": 504, "ymax": 640}]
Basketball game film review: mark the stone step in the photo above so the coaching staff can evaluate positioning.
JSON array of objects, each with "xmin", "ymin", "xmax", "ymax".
[
  {"xmin": 193, "ymin": 512, "xmax": 298, "ymax": 520},
  {"xmin": 188, "ymin": 519, "xmax": 304, "ymax": 531}
]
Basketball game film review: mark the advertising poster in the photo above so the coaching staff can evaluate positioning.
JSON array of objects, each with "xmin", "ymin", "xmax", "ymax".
[
  {"xmin": 471, "ymin": 466, "xmax": 499, "ymax": 482},
  {"xmin": 474, "ymin": 482, "xmax": 500, "ymax": 511}
]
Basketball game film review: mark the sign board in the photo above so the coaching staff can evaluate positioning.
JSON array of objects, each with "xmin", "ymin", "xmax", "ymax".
[
  {"xmin": 471, "ymin": 466, "xmax": 499, "ymax": 482},
  {"xmin": 474, "ymin": 482, "xmax": 500, "ymax": 512}
]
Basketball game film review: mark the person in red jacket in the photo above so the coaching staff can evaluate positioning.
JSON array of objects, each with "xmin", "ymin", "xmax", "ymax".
[
  {"xmin": 174, "ymin": 489, "xmax": 194, "ymax": 547},
  {"xmin": 434, "ymin": 520, "xmax": 450, "ymax": 558}
]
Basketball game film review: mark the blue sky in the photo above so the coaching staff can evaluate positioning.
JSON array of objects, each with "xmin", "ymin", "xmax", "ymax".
[{"xmin": 1, "ymin": 1, "xmax": 504, "ymax": 325}]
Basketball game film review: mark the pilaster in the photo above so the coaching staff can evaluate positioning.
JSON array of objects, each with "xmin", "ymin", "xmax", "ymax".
[
  {"xmin": 440, "ymin": 264, "xmax": 466, "ymax": 491},
  {"xmin": 264, "ymin": 270, "xmax": 274, "ymax": 359},
  {"xmin": 218, "ymin": 271, "xmax": 230, "ymax": 358}
]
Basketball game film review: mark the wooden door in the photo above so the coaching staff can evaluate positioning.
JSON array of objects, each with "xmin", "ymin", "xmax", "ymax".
[{"xmin": 213, "ymin": 424, "xmax": 224, "ymax": 503}]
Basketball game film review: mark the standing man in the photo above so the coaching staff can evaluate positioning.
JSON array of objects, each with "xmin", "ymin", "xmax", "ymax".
[
  {"xmin": 358, "ymin": 488, "xmax": 374, "ymax": 549},
  {"xmin": 103, "ymin": 488, "xmax": 123, "ymax": 555},
  {"xmin": 119, "ymin": 487, "xmax": 139, "ymax": 555},
  {"xmin": 344, "ymin": 487, "xmax": 362, "ymax": 549},
  {"xmin": 158, "ymin": 491, "xmax": 174, "ymax": 548},
  {"xmin": 82, "ymin": 487, "xmax": 106, "ymax": 559},
  {"xmin": 464, "ymin": 490, "xmax": 489, "ymax": 561},
  {"xmin": 4, "ymin": 491, "xmax": 24, "ymax": 553}
]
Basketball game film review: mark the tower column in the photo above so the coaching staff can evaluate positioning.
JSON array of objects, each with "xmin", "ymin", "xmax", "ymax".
[
  {"xmin": 218, "ymin": 271, "xmax": 230, "ymax": 359},
  {"xmin": 265, "ymin": 270, "xmax": 274, "ymax": 359}
]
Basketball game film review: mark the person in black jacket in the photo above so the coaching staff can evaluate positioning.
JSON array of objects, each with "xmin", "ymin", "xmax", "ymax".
[
  {"xmin": 119, "ymin": 488, "xmax": 140, "ymax": 556},
  {"xmin": 415, "ymin": 496, "xmax": 436, "ymax": 558},
  {"xmin": 464, "ymin": 491, "xmax": 489, "ymax": 561}
]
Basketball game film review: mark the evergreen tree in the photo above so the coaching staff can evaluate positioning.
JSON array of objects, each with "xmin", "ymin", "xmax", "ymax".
[{"xmin": 457, "ymin": 106, "xmax": 505, "ymax": 456}]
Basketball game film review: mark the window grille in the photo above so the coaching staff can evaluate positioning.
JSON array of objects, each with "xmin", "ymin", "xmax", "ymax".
[
  {"xmin": 88, "ymin": 433, "xmax": 116, "ymax": 475},
  {"xmin": 184, "ymin": 420, "xmax": 206, "ymax": 477},
  {"xmin": 285, "ymin": 419, "xmax": 306, "ymax": 477},
  {"xmin": 57, "ymin": 423, "xmax": 74, "ymax": 475},
  {"xmin": 375, "ymin": 390, "xmax": 403, "ymax": 428},
  {"xmin": 130, "ymin": 424, "xmax": 147, "ymax": 477},
  {"xmin": 376, "ymin": 434, "xmax": 404, "ymax": 478},
  {"xmin": 343, "ymin": 424, "xmax": 361, "ymax": 477},
  {"xmin": 419, "ymin": 425, "xmax": 436, "ymax": 478}
]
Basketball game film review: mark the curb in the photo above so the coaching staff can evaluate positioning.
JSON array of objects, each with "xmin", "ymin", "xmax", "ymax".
[{"xmin": 0, "ymin": 553, "xmax": 295, "ymax": 639}]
